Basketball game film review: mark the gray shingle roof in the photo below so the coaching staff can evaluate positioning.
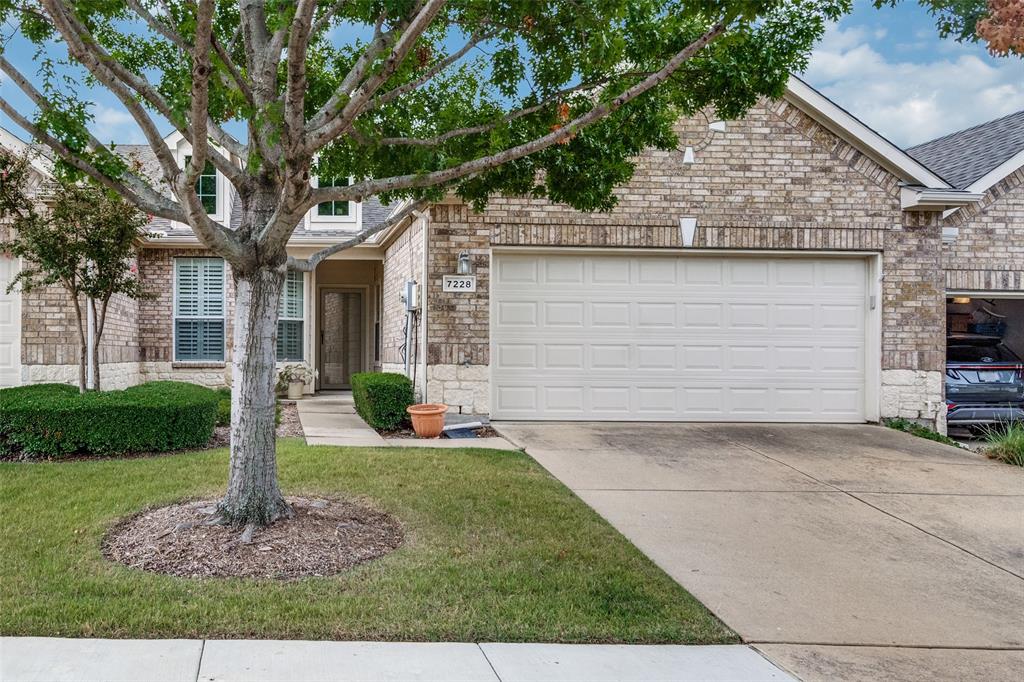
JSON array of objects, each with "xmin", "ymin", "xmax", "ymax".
[{"xmin": 906, "ymin": 111, "xmax": 1024, "ymax": 189}]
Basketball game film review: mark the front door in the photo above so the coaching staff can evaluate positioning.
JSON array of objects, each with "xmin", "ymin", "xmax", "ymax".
[{"xmin": 319, "ymin": 289, "xmax": 363, "ymax": 389}]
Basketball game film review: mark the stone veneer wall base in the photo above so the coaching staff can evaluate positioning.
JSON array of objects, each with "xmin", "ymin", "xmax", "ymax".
[
  {"xmin": 23, "ymin": 362, "xmax": 143, "ymax": 390},
  {"xmin": 425, "ymin": 364, "xmax": 489, "ymax": 415},
  {"xmin": 880, "ymin": 369, "xmax": 946, "ymax": 433}
]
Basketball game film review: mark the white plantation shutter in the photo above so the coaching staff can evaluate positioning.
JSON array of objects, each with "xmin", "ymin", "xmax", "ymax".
[
  {"xmin": 175, "ymin": 258, "xmax": 226, "ymax": 361},
  {"xmin": 277, "ymin": 270, "xmax": 304, "ymax": 361}
]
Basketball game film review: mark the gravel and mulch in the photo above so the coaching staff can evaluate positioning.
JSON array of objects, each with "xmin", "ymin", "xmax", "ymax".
[
  {"xmin": 104, "ymin": 496, "xmax": 402, "ymax": 580},
  {"xmin": 0, "ymin": 441, "xmax": 734, "ymax": 643}
]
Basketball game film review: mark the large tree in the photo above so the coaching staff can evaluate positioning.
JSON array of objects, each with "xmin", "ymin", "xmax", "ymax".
[{"xmin": 0, "ymin": 0, "xmax": 847, "ymax": 527}]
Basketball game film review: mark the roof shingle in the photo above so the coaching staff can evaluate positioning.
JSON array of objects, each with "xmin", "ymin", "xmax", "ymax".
[{"xmin": 906, "ymin": 110, "xmax": 1024, "ymax": 189}]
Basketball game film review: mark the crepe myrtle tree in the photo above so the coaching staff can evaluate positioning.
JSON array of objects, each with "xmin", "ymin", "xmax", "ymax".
[
  {"xmin": 0, "ymin": 0, "xmax": 848, "ymax": 527},
  {"xmin": 1, "ymin": 178, "xmax": 149, "ymax": 393}
]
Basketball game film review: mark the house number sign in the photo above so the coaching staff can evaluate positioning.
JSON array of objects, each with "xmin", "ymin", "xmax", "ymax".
[{"xmin": 442, "ymin": 275, "xmax": 477, "ymax": 292}]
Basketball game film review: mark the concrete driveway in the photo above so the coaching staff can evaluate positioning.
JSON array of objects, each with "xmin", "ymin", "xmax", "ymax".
[{"xmin": 495, "ymin": 422, "xmax": 1024, "ymax": 681}]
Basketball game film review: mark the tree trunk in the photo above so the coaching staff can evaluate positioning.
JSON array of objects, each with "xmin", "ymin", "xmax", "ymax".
[
  {"xmin": 91, "ymin": 297, "xmax": 108, "ymax": 392},
  {"xmin": 68, "ymin": 289, "xmax": 86, "ymax": 393},
  {"xmin": 217, "ymin": 264, "xmax": 290, "ymax": 526}
]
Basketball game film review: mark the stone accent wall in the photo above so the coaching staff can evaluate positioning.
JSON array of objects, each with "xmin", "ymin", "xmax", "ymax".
[
  {"xmin": 25, "ymin": 361, "xmax": 142, "ymax": 390},
  {"xmin": 410, "ymin": 97, "xmax": 946, "ymax": 426},
  {"xmin": 424, "ymin": 364, "xmax": 489, "ymax": 415},
  {"xmin": 943, "ymin": 169, "xmax": 1024, "ymax": 292}
]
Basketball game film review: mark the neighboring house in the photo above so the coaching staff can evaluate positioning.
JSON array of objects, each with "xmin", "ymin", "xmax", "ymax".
[{"xmin": 1, "ymin": 78, "xmax": 1021, "ymax": 433}]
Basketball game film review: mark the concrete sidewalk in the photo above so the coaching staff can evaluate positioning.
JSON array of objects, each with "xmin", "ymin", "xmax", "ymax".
[
  {"xmin": 297, "ymin": 393, "xmax": 518, "ymax": 450},
  {"xmin": 0, "ymin": 638, "xmax": 794, "ymax": 682}
]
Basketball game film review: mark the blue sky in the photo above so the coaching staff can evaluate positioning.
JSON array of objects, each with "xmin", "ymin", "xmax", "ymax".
[
  {"xmin": 804, "ymin": 0, "xmax": 1024, "ymax": 147},
  {"xmin": 1, "ymin": 2, "xmax": 1020, "ymax": 149}
]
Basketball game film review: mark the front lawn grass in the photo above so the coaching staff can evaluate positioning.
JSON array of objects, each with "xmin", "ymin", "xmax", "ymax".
[{"xmin": 0, "ymin": 440, "xmax": 734, "ymax": 643}]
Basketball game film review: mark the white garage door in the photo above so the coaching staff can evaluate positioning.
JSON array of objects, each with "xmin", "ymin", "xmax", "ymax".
[
  {"xmin": 0, "ymin": 256, "xmax": 20, "ymax": 387},
  {"xmin": 491, "ymin": 252, "xmax": 870, "ymax": 422}
]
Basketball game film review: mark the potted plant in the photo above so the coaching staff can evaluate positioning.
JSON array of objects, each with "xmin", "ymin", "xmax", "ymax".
[
  {"xmin": 407, "ymin": 403, "xmax": 449, "ymax": 438},
  {"xmin": 277, "ymin": 363, "xmax": 317, "ymax": 400}
]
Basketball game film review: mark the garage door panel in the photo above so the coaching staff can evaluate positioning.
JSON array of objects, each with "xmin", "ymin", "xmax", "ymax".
[{"xmin": 491, "ymin": 253, "xmax": 869, "ymax": 422}]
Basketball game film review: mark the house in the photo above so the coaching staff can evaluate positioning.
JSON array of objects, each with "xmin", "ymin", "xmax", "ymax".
[{"xmin": 1, "ymin": 78, "xmax": 1021, "ymax": 433}]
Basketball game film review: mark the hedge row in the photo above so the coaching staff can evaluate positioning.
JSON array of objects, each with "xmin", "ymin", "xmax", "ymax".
[
  {"xmin": 0, "ymin": 381, "xmax": 220, "ymax": 458},
  {"xmin": 351, "ymin": 372, "xmax": 414, "ymax": 430}
]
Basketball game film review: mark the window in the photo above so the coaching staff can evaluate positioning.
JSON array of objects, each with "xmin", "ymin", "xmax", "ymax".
[
  {"xmin": 316, "ymin": 176, "xmax": 350, "ymax": 217},
  {"xmin": 277, "ymin": 270, "xmax": 304, "ymax": 361},
  {"xmin": 174, "ymin": 257, "xmax": 225, "ymax": 361},
  {"xmin": 185, "ymin": 155, "xmax": 218, "ymax": 214}
]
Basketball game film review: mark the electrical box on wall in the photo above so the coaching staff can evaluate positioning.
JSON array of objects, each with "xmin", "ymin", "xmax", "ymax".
[{"xmin": 402, "ymin": 280, "xmax": 419, "ymax": 311}]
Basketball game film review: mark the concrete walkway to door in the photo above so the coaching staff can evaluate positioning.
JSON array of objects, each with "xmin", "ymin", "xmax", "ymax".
[
  {"xmin": 495, "ymin": 422, "xmax": 1024, "ymax": 682},
  {"xmin": 297, "ymin": 393, "xmax": 519, "ymax": 449}
]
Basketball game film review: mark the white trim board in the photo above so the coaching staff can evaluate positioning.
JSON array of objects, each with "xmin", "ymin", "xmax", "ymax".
[
  {"xmin": 966, "ymin": 148, "xmax": 1024, "ymax": 195},
  {"xmin": 785, "ymin": 77, "xmax": 951, "ymax": 189}
]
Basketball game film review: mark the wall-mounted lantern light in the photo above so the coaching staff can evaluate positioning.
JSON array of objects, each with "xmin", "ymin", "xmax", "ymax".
[{"xmin": 456, "ymin": 251, "xmax": 473, "ymax": 275}]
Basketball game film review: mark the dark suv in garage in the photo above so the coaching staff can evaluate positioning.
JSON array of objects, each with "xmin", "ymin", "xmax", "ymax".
[{"xmin": 946, "ymin": 334, "xmax": 1024, "ymax": 430}]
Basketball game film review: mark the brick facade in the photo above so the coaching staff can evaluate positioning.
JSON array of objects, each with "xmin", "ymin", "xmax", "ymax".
[
  {"xmin": 943, "ymin": 168, "xmax": 1024, "ymax": 293},
  {"xmin": 416, "ymin": 98, "xmax": 947, "ymax": 423}
]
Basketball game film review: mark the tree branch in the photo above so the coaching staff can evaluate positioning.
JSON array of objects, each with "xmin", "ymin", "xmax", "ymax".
[
  {"xmin": 309, "ymin": 21, "xmax": 727, "ymax": 208},
  {"xmin": 283, "ymin": 0, "xmax": 318, "ymax": 160},
  {"xmin": 286, "ymin": 199, "xmax": 429, "ymax": 272},
  {"xmin": 372, "ymin": 75, "xmax": 648, "ymax": 147},
  {"xmin": 183, "ymin": 0, "xmax": 216, "ymax": 186},
  {"xmin": 305, "ymin": 0, "xmax": 447, "ymax": 152},
  {"xmin": 372, "ymin": 26, "xmax": 496, "ymax": 108},
  {"xmin": 37, "ymin": 2, "xmax": 244, "ymax": 259},
  {"xmin": 0, "ymin": 93, "xmax": 184, "ymax": 222}
]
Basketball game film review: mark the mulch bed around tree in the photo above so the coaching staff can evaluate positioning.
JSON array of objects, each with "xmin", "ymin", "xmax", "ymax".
[{"xmin": 103, "ymin": 496, "xmax": 403, "ymax": 580}]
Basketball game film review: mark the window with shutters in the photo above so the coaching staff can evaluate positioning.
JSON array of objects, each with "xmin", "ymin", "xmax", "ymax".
[
  {"xmin": 174, "ymin": 257, "xmax": 226, "ymax": 362},
  {"xmin": 185, "ymin": 155, "xmax": 218, "ymax": 215},
  {"xmin": 277, "ymin": 270, "xmax": 304, "ymax": 361}
]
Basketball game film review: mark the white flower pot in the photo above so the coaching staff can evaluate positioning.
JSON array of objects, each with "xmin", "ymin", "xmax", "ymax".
[{"xmin": 287, "ymin": 381, "xmax": 304, "ymax": 400}]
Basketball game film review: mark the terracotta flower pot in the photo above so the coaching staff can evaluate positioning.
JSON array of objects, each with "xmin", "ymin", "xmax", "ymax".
[{"xmin": 407, "ymin": 403, "xmax": 448, "ymax": 438}]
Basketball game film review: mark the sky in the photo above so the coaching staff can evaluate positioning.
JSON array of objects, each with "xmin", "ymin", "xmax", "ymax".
[
  {"xmin": 804, "ymin": 0, "xmax": 1024, "ymax": 147},
  {"xmin": 0, "ymin": 2, "xmax": 1020, "ymax": 150}
]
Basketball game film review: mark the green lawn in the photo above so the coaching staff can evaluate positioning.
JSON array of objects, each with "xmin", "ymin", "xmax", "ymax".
[{"xmin": 0, "ymin": 440, "xmax": 734, "ymax": 643}]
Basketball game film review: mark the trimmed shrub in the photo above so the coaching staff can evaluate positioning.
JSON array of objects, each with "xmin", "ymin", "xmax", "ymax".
[
  {"xmin": 216, "ymin": 387, "xmax": 232, "ymax": 427},
  {"xmin": 351, "ymin": 372, "xmax": 414, "ymax": 430},
  {"xmin": 984, "ymin": 423, "xmax": 1024, "ymax": 467},
  {"xmin": 0, "ymin": 381, "xmax": 219, "ymax": 458}
]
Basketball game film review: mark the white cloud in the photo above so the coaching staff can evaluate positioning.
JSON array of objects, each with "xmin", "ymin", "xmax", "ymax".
[
  {"xmin": 802, "ymin": 24, "xmax": 1024, "ymax": 147},
  {"xmin": 90, "ymin": 103, "xmax": 146, "ymax": 144}
]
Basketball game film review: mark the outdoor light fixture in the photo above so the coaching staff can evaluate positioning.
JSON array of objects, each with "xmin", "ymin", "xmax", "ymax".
[
  {"xmin": 456, "ymin": 251, "xmax": 473, "ymax": 275},
  {"xmin": 951, "ymin": 297, "xmax": 972, "ymax": 304}
]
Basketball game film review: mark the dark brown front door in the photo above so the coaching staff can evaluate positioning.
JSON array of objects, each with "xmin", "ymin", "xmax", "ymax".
[{"xmin": 319, "ymin": 289, "xmax": 363, "ymax": 389}]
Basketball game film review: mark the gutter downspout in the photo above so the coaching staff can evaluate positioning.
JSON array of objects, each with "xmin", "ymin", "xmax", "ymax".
[{"xmin": 413, "ymin": 208, "xmax": 430, "ymax": 404}]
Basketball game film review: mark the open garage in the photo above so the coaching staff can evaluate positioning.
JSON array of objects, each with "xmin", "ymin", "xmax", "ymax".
[{"xmin": 945, "ymin": 293, "xmax": 1024, "ymax": 432}]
